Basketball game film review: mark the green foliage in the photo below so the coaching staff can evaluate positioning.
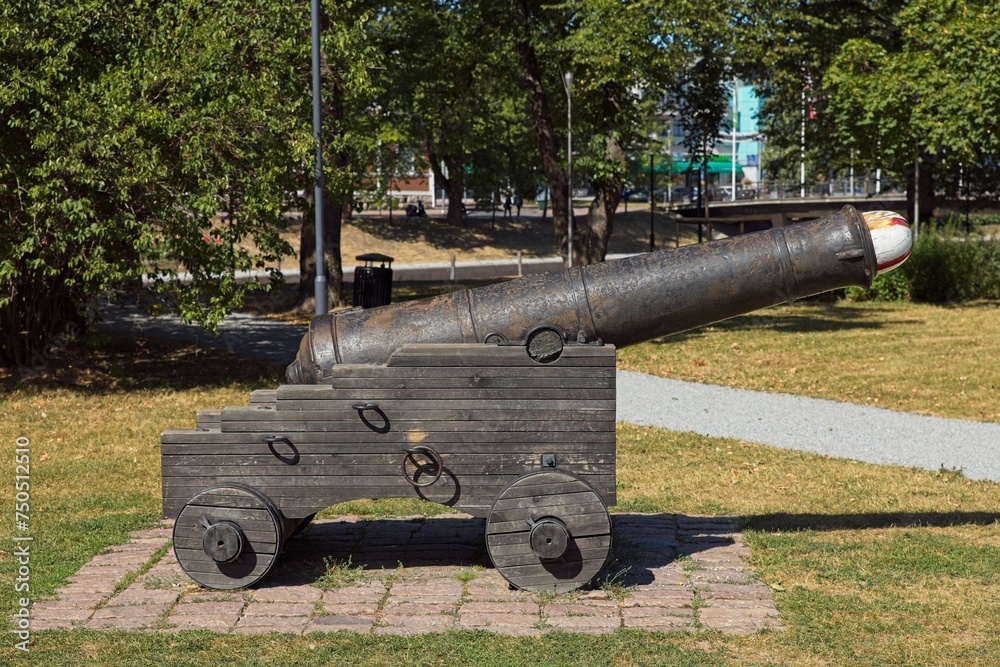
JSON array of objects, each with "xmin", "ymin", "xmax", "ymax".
[
  {"xmin": 0, "ymin": 0, "xmax": 313, "ymax": 365},
  {"xmin": 844, "ymin": 270, "xmax": 912, "ymax": 303},
  {"xmin": 824, "ymin": 0, "xmax": 1000, "ymax": 174},
  {"xmin": 902, "ymin": 223, "xmax": 1000, "ymax": 303},
  {"xmin": 374, "ymin": 0, "xmax": 531, "ymax": 218},
  {"xmin": 737, "ymin": 0, "xmax": 908, "ymax": 179}
]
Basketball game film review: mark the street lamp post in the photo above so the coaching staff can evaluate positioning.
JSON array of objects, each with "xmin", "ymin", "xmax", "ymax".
[
  {"xmin": 310, "ymin": 0, "xmax": 327, "ymax": 315},
  {"xmin": 649, "ymin": 152, "xmax": 655, "ymax": 252},
  {"xmin": 563, "ymin": 72, "xmax": 573, "ymax": 268}
]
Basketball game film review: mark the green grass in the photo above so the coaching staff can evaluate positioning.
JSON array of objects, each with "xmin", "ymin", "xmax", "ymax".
[
  {"xmin": 13, "ymin": 631, "xmax": 730, "ymax": 666},
  {"xmin": 3, "ymin": 303, "xmax": 1000, "ymax": 665}
]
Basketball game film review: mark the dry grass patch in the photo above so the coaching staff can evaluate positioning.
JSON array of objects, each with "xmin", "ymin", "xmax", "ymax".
[
  {"xmin": 614, "ymin": 424, "xmax": 1000, "ymax": 665},
  {"xmin": 618, "ymin": 300, "xmax": 1000, "ymax": 422},
  {"xmin": 615, "ymin": 423, "xmax": 1000, "ymax": 521},
  {"xmin": 260, "ymin": 206, "xmax": 697, "ymax": 267},
  {"xmin": 0, "ymin": 336, "xmax": 285, "ymax": 618}
]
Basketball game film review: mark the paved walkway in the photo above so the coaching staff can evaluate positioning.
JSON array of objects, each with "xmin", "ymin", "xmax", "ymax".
[{"xmin": 32, "ymin": 515, "xmax": 778, "ymax": 635}]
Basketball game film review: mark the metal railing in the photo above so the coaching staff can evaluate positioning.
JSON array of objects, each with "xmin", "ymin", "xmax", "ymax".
[{"xmin": 653, "ymin": 177, "xmax": 905, "ymax": 207}]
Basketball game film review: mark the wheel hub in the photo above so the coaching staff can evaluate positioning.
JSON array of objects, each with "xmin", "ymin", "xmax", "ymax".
[
  {"xmin": 202, "ymin": 520, "xmax": 245, "ymax": 563},
  {"xmin": 529, "ymin": 518, "xmax": 569, "ymax": 560}
]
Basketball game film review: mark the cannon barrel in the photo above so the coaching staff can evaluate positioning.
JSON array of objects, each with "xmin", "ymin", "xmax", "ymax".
[{"xmin": 287, "ymin": 205, "xmax": 910, "ymax": 384}]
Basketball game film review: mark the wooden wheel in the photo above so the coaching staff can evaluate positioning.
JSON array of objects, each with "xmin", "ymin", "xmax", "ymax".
[
  {"xmin": 173, "ymin": 484, "xmax": 285, "ymax": 590},
  {"xmin": 486, "ymin": 470, "xmax": 612, "ymax": 594}
]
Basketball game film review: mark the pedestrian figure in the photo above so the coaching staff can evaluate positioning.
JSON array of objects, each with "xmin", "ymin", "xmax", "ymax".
[
  {"xmin": 503, "ymin": 193, "xmax": 512, "ymax": 219},
  {"xmin": 513, "ymin": 193, "xmax": 523, "ymax": 219},
  {"xmin": 417, "ymin": 201, "xmax": 426, "ymax": 217}
]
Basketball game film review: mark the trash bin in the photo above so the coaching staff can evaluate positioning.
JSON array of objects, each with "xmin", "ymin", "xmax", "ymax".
[{"xmin": 352, "ymin": 253, "xmax": 394, "ymax": 309}]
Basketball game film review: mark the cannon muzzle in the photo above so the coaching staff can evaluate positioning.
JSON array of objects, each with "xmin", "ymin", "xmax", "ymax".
[{"xmin": 287, "ymin": 206, "xmax": 911, "ymax": 384}]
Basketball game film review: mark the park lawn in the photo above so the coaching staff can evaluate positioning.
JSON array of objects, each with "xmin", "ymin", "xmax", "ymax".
[
  {"xmin": 618, "ymin": 299, "xmax": 1000, "ymax": 423},
  {"xmin": 1, "ymin": 300, "xmax": 999, "ymax": 665}
]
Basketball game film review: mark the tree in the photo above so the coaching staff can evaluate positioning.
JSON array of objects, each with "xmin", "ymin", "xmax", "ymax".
[
  {"xmin": 736, "ymin": 0, "xmax": 906, "ymax": 193},
  {"xmin": 506, "ymin": 0, "xmax": 737, "ymax": 265},
  {"xmin": 374, "ymin": 1, "xmax": 532, "ymax": 227},
  {"xmin": 0, "ymin": 0, "xmax": 320, "ymax": 366},
  {"xmin": 666, "ymin": 45, "xmax": 734, "ymax": 211},
  {"xmin": 824, "ymin": 0, "xmax": 1000, "ymax": 225}
]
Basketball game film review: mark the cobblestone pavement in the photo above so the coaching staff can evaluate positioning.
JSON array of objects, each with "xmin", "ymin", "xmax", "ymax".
[{"xmin": 32, "ymin": 513, "xmax": 779, "ymax": 636}]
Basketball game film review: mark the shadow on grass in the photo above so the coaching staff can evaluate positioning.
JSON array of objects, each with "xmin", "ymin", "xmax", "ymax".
[
  {"xmin": 0, "ymin": 334, "xmax": 286, "ymax": 396},
  {"xmin": 744, "ymin": 511, "xmax": 1000, "ymax": 533},
  {"xmin": 348, "ymin": 208, "xmax": 688, "ymax": 258},
  {"xmin": 644, "ymin": 302, "xmax": 924, "ymax": 343},
  {"xmin": 350, "ymin": 214, "xmax": 556, "ymax": 256}
]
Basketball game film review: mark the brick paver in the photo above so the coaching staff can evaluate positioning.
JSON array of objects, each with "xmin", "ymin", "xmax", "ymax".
[{"xmin": 29, "ymin": 513, "xmax": 780, "ymax": 636}]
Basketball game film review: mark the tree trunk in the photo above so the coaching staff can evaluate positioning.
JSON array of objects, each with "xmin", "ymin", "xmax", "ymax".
[
  {"xmin": 578, "ymin": 134, "xmax": 626, "ymax": 264},
  {"xmin": 906, "ymin": 154, "xmax": 936, "ymax": 229},
  {"xmin": 508, "ymin": 0, "xmax": 569, "ymax": 264},
  {"xmin": 429, "ymin": 151, "xmax": 466, "ymax": 227},
  {"xmin": 298, "ymin": 189, "xmax": 344, "ymax": 309},
  {"xmin": 576, "ymin": 85, "xmax": 627, "ymax": 264}
]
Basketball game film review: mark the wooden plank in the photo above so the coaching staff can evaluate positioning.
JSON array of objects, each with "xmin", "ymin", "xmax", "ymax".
[
  {"xmin": 488, "ymin": 501, "xmax": 608, "ymax": 526},
  {"xmin": 249, "ymin": 390, "xmax": 278, "ymax": 404},
  {"xmin": 164, "ymin": 486, "xmax": 615, "ymax": 520},
  {"xmin": 218, "ymin": 409, "xmax": 614, "ymax": 427},
  {"xmin": 173, "ymin": 533, "xmax": 278, "ymax": 552},
  {"xmin": 164, "ymin": 474, "xmax": 481, "ymax": 491},
  {"xmin": 162, "ymin": 452, "xmax": 614, "ymax": 468},
  {"xmin": 163, "ymin": 477, "xmax": 609, "ymax": 501},
  {"xmin": 214, "ymin": 419, "xmax": 616, "ymax": 434},
  {"xmin": 175, "ymin": 506, "xmax": 278, "ymax": 530},
  {"xmin": 176, "ymin": 491, "xmax": 269, "ymax": 510},
  {"xmin": 490, "ymin": 480, "xmax": 597, "ymax": 500},
  {"xmin": 289, "ymin": 376, "xmax": 616, "ymax": 391},
  {"xmin": 174, "ymin": 547, "xmax": 276, "ymax": 574},
  {"xmin": 162, "ymin": 429, "xmax": 615, "ymax": 446},
  {"xmin": 493, "ymin": 560, "xmax": 608, "ymax": 587},
  {"xmin": 223, "ymin": 397, "xmax": 615, "ymax": 417},
  {"xmin": 486, "ymin": 534, "xmax": 611, "ymax": 558},
  {"xmin": 489, "ymin": 491, "xmax": 606, "ymax": 515},
  {"xmin": 162, "ymin": 462, "xmax": 615, "ymax": 478},
  {"xmin": 195, "ymin": 410, "xmax": 221, "ymax": 429},
  {"xmin": 287, "ymin": 366, "xmax": 617, "ymax": 386},
  {"xmin": 164, "ymin": 497, "xmax": 495, "ymax": 520},
  {"xmin": 162, "ymin": 473, "xmax": 613, "ymax": 492},
  {"xmin": 269, "ymin": 391, "xmax": 617, "ymax": 406},
  {"xmin": 490, "ymin": 545, "xmax": 612, "ymax": 569},
  {"xmin": 220, "ymin": 407, "xmax": 616, "ymax": 423}
]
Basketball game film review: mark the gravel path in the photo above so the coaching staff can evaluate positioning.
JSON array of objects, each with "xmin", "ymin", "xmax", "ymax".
[
  {"xmin": 99, "ymin": 303, "xmax": 1000, "ymax": 482},
  {"xmin": 617, "ymin": 370, "xmax": 1000, "ymax": 482}
]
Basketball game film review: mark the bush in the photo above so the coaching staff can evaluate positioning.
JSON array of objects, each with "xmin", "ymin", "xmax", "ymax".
[
  {"xmin": 902, "ymin": 223, "xmax": 1000, "ymax": 303},
  {"xmin": 845, "ymin": 269, "xmax": 911, "ymax": 302},
  {"xmin": 842, "ymin": 220, "xmax": 1000, "ymax": 304}
]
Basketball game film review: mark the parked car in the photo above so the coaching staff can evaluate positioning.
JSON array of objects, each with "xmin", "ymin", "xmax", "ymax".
[{"xmin": 622, "ymin": 187, "xmax": 649, "ymax": 203}]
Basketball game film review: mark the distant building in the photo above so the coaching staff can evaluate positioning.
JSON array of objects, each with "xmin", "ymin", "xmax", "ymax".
[{"xmin": 650, "ymin": 82, "xmax": 765, "ymax": 194}]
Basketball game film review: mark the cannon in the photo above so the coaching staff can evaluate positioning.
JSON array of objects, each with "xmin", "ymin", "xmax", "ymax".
[{"xmin": 161, "ymin": 206, "xmax": 911, "ymax": 593}]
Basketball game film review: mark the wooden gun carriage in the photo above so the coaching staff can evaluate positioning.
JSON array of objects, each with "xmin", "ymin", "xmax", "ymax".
[{"xmin": 161, "ymin": 206, "xmax": 909, "ymax": 593}]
